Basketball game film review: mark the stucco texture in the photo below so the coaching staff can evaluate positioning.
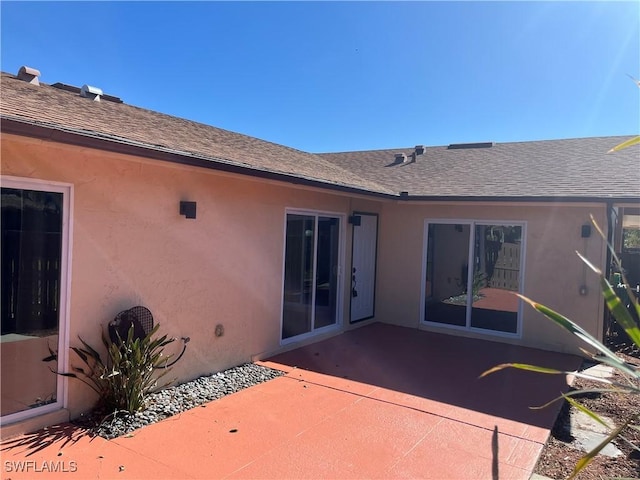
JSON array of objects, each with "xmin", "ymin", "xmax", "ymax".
[
  {"xmin": 1, "ymin": 134, "xmax": 383, "ymax": 418},
  {"xmin": 1, "ymin": 132, "xmax": 608, "ymax": 423},
  {"xmin": 375, "ymin": 201, "xmax": 607, "ymax": 353}
]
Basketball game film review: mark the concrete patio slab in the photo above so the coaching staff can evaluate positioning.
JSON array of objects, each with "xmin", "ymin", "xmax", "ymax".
[{"xmin": 1, "ymin": 323, "xmax": 582, "ymax": 479}]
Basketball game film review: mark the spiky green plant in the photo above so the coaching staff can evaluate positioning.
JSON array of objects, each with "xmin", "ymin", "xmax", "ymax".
[
  {"xmin": 481, "ymin": 216, "xmax": 639, "ymax": 479},
  {"xmin": 607, "ymin": 75, "xmax": 640, "ymax": 153},
  {"xmin": 483, "ymin": 79, "xmax": 640, "ymax": 478},
  {"xmin": 45, "ymin": 323, "xmax": 176, "ymax": 414}
]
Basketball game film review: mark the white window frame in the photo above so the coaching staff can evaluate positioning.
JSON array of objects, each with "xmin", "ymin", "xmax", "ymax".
[
  {"xmin": 420, "ymin": 218, "xmax": 526, "ymax": 339},
  {"xmin": 0, "ymin": 176, "xmax": 73, "ymax": 425},
  {"xmin": 280, "ymin": 208, "xmax": 346, "ymax": 346}
]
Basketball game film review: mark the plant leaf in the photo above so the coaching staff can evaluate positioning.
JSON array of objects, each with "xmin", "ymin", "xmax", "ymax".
[
  {"xmin": 596, "ymin": 278, "xmax": 640, "ymax": 347},
  {"xmin": 480, "ymin": 363, "xmax": 563, "ymax": 378},
  {"xmin": 70, "ymin": 346, "xmax": 89, "ymax": 364},
  {"xmin": 627, "ymin": 73, "xmax": 640, "ymax": 87},
  {"xmin": 517, "ymin": 294, "xmax": 638, "ymax": 377},
  {"xmin": 77, "ymin": 337, "xmax": 103, "ymax": 364},
  {"xmin": 530, "ymin": 387, "xmax": 634, "ymax": 410},
  {"xmin": 607, "ymin": 136, "xmax": 640, "ymax": 153},
  {"xmin": 563, "ymin": 395, "xmax": 611, "ymax": 429},
  {"xmin": 569, "ymin": 420, "xmax": 628, "ymax": 479}
]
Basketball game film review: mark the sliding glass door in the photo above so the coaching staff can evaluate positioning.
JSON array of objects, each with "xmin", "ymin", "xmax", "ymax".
[
  {"xmin": 282, "ymin": 212, "xmax": 341, "ymax": 341},
  {"xmin": 424, "ymin": 221, "xmax": 524, "ymax": 336},
  {"xmin": 1, "ymin": 180, "xmax": 70, "ymax": 422}
]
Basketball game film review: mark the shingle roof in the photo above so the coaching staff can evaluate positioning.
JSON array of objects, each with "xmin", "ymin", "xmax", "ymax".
[
  {"xmin": 0, "ymin": 73, "xmax": 392, "ymax": 196},
  {"xmin": 320, "ymin": 138, "xmax": 640, "ymax": 200},
  {"xmin": 2, "ymin": 71, "xmax": 638, "ymax": 201}
]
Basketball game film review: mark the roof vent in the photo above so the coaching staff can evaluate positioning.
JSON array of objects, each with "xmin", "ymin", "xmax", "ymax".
[
  {"xmin": 394, "ymin": 153, "xmax": 407, "ymax": 163},
  {"xmin": 17, "ymin": 66, "xmax": 41, "ymax": 85},
  {"xmin": 80, "ymin": 84, "xmax": 103, "ymax": 101},
  {"xmin": 447, "ymin": 142, "xmax": 495, "ymax": 150},
  {"xmin": 414, "ymin": 145, "xmax": 425, "ymax": 155},
  {"xmin": 52, "ymin": 82, "xmax": 123, "ymax": 103}
]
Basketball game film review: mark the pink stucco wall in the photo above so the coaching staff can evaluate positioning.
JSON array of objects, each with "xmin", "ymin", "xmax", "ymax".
[
  {"xmin": 375, "ymin": 201, "xmax": 607, "ymax": 353},
  {"xmin": 1, "ymin": 131, "xmax": 610, "ymax": 430},
  {"xmin": 1, "ymin": 133, "xmax": 383, "ymax": 419}
]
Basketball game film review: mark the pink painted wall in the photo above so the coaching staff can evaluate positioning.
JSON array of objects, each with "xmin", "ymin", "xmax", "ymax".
[
  {"xmin": 1, "ymin": 133, "xmax": 382, "ymax": 419},
  {"xmin": 2, "ymin": 131, "xmax": 610, "ymax": 428},
  {"xmin": 375, "ymin": 201, "xmax": 608, "ymax": 353}
]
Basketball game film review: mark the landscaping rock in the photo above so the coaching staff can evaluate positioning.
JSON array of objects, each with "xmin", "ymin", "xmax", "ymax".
[
  {"xmin": 569, "ymin": 410, "xmax": 623, "ymax": 458},
  {"xmin": 74, "ymin": 363, "xmax": 285, "ymax": 440}
]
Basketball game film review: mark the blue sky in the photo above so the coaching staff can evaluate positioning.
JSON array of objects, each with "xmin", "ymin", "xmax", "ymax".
[{"xmin": 2, "ymin": 1, "xmax": 639, "ymax": 152}]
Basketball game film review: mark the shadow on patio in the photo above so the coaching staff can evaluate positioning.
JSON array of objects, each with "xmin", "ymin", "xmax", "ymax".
[
  {"xmin": 0, "ymin": 322, "xmax": 584, "ymax": 479},
  {"xmin": 266, "ymin": 322, "xmax": 583, "ymax": 431}
]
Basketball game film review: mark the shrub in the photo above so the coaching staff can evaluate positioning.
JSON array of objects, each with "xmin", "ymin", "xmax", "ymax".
[
  {"xmin": 46, "ymin": 323, "xmax": 176, "ymax": 414},
  {"xmin": 481, "ymin": 217, "xmax": 639, "ymax": 479}
]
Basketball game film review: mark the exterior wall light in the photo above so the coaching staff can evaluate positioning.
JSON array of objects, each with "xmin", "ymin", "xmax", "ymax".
[{"xmin": 179, "ymin": 201, "xmax": 197, "ymax": 219}]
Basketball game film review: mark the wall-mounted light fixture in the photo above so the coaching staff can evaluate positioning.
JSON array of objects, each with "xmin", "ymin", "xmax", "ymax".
[
  {"xmin": 179, "ymin": 201, "xmax": 197, "ymax": 219},
  {"xmin": 581, "ymin": 225, "xmax": 591, "ymax": 238},
  {"xmin": 349, "ymin": 215, "xmax": 362, "ymax": 226}
]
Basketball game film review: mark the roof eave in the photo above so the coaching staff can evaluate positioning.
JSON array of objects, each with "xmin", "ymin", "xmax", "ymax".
[
  {"xmin": 3, "ymin": 117, "xmax": 638, "ymax": 205},
  {"xmin": 0, "ymin": 116, "xmax": 396, "ymax": 200},
  {"xmin": 395, "ymin": 195, "xmax": 640, "ymax": 203}
]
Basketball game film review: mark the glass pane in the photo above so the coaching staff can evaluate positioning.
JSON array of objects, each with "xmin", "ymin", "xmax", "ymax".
[
  {"xmin": 1, "ymin": 188, "xmax": 62, "ymax": 417},
  {"xmin": 424, "ymin": 223, "xmax": 470, "ymax": 327},
  {"xmin": 314, "ymin": 217, "xmax": 340, "ymax": 329},
  {"xmin": 282, "ymin": 215, "xmax": 314, "ymax": 339},
  {"xmin": 470, "ymin": 225, "xmax": 521, "ymax": 334}
]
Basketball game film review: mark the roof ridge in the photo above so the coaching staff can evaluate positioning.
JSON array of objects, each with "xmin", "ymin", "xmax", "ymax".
[
  {"xmin": 318, "ymin": 135, "xmax": 638, "ymax": 155},
  {"xmin": 0, "ymin": 75, "xmax": 395, "ymax": 195},
  {"xmin": 2, "ymin": 71, "xmax": 638, "ymax": 200}
]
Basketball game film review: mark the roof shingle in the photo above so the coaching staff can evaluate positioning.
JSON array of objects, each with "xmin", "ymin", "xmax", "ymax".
[
  {"xmin": 0, "ymin": 73, "xmax": 392, "ymax": 195},
  {"xmin": 2, "ymin": 72, "xmax": 638, "ymax": 200},
  {"xmin": 319, "ymin": 138, "xmax": 640, "ymax": 199}
]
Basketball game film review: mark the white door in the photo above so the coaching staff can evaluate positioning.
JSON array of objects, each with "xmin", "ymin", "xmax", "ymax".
[{"xmin": 350, "ymin": 213, "xmax": 378, "ymax": 322}]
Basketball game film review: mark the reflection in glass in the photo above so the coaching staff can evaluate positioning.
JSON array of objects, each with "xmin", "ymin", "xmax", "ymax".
[
  {"xmin": 282, "ymin": 215, "xmax": 315, "ymax": 339},
  {"xmin": 424, "ymin": 223, "xmax": 470, "ymax": 327},
  {"xmin": 1, "ymin": 188, "xmax": 62, "ymax": 417},
  {"xmin": 470, "ymin": 225, "xmax": 521, "ymax": 333},
  {"xmin": 313, "ymin": 217, "xmax": 340, "ymax": 329}
]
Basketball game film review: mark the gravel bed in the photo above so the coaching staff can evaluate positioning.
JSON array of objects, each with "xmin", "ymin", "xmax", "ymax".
[{"xmin": 74, "ymin": 363, "xmax": 285, "ymax": 440}]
